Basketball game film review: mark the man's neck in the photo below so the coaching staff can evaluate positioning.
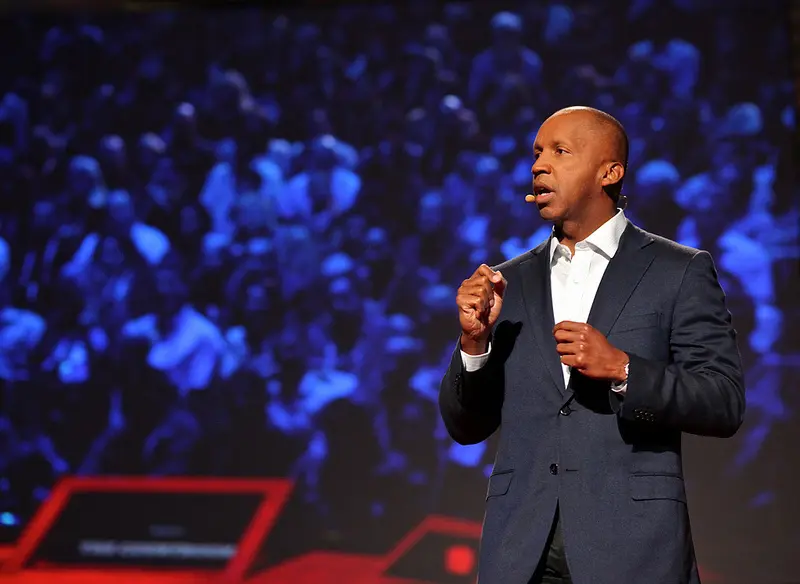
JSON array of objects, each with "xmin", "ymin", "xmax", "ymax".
[{"xmin": 555, "ymin": 209, "xmax": 617, "ymax": 254}]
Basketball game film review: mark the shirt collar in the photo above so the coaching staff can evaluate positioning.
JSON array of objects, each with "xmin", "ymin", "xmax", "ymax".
[{"xmin": 548, "ymin": 209, "xmax": 628, "ymax": 263}]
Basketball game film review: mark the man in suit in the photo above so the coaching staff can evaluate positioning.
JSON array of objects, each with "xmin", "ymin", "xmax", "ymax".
[{"xmin": 439, "ymin": 106, "xmax": 745, "ymax": 584}]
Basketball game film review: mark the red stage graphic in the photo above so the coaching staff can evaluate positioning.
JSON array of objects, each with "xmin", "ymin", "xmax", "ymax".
[
  {"xmin": 0, "ymin": 476, "xmax": 293, "ymax": 584},
  {"xmin": 250, "ymin": 516, "xmax": 482, "ymax": 584},
  {"xmin": 0, "ymin": 476, "xmax": 724, "ymax": 584}
]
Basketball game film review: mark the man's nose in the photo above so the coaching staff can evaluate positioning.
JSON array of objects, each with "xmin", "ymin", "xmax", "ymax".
[{"xmin": 532, "ymin": 159, "xmax": 551, "ymax": 176}]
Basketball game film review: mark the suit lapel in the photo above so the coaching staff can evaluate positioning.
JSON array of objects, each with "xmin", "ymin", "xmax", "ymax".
[
  {"xmin": 587, "ymin": 222, "xmax": 656, "ymax": 336},
  {"xmin": 519, "ymin": 239, "xmax": 566, "ymax": 395}
]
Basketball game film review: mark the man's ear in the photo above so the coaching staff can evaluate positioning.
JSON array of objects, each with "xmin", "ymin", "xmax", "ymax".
[{"xmin": 601, "ymin": 161, "xmax": 625, "ymax": 189}]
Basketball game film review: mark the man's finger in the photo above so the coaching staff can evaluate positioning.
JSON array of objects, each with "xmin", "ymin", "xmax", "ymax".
[
  {"xmin": 559, "ymin": 354, "xmax": 585, "ymax": 368},
  {"xmin": 474, "ymin": 265, "xmax": 507, "ymax": 298},
  {"xmin": 554, "ymin": 329, "xmax": 583, "ymax": 343},
  {"xmin": 474, "ymin": 264, "xmax": 497, "ymax": 279},
  {"xmin": 556, "ymin": 342, "xmax": 581, "ymax": 355},
  {"xmin": 457, "ymin": 293, "xmax": 490, "ymax": 314},
  {"xmin": 456, "ymin": 286, "xmax": 494, "ymax": 308},
  {"xmin": 460, "ymin": 281, "xmax": 493, "ymax": 304},
  {"xmin": 553, "ymin": 321, "xmax": 591, "ymax": 334}
]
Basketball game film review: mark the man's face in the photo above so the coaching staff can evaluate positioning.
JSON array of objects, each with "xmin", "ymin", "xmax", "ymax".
[{"xmin": 531, "ymin": 112, "xmax": 605, "ymax": 224}]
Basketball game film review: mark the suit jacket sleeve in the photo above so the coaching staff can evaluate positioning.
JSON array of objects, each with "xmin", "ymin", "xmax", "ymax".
[
  {"xmin": 439, "ymin": 336, "xmax": 504, "ymax": 445},
  {"xmin": 618, "ymin": 250, "xmax": 746, "ymax": 437}
]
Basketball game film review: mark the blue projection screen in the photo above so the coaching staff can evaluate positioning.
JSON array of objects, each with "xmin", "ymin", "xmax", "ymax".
[{"xmin": 0, "ymin": 2, "xmax": 797, "ymax": 584}]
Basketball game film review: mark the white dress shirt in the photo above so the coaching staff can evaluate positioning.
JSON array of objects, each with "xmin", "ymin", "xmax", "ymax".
[{"xmin": 461, "ymin": 209, "xmax": 629, "ymax": 394}]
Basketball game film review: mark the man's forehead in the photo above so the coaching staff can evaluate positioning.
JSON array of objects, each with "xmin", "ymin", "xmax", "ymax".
[{"xmin": 533, "ymin": 112, "xmax": 592, "ymax": 147}]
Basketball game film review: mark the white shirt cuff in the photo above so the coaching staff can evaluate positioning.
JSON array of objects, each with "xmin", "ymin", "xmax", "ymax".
[
  {"xmin": 460, "ymin": 342, "xmax": 491, "ymax": 372},
  {"xmin": 611, "ymin": 381, "xmax": 627, "ymax": 395}
]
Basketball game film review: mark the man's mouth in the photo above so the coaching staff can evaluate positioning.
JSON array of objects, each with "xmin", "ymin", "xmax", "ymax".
[{"xmin": 533, "ymin": 185, "xmax": 555, "ymax": 199}]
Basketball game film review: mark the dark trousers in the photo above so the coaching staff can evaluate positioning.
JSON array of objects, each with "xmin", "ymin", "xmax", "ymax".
[{"xmin": 529, "ymin": 506, "xmax": 572, "ymax": 583}]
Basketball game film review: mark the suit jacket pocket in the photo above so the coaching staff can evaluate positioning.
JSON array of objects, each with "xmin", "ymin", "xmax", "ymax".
[
  {"xmin": 629, "ymin": 473, "xmax": 686, "ymax": 503},
  {"xmin": 612, "ymin": 312, "xmax": 660, "ymax": 334},
  {"xmin": 486, "ymin": 469, "xmax": 514, "ymax": 500}
]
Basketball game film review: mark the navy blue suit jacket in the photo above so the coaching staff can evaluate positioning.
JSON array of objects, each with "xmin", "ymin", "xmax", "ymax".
[{"xmin": 439, "ymin": 222, "xmax": 745, "ymax": 584}]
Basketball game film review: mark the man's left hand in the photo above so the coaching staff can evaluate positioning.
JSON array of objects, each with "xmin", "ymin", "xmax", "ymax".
[{"xmin": 553, "ymin": 321, "xmax": 628, "ymax": 382}]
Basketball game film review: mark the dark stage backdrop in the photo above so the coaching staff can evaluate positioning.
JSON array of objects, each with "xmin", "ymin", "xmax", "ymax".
[{"xmin": 0, "ymin": 2, "xmax": 797, "ymax": 584}]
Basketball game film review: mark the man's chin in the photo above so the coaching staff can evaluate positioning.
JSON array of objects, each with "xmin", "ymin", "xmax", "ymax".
[{"xmin": 537, "ymin": 205, "xmax": 562, "ymax": 223}]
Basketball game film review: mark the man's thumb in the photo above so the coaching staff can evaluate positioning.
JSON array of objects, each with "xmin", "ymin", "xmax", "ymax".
[{"xmin": 492, "ymin": 271, "xmax": 507, "ymax": 297}]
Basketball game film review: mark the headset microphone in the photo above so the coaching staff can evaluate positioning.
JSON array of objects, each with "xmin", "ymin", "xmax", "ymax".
[{"xmin": 525, "ymin": 193, "xmax": 536, "ymax": 203}]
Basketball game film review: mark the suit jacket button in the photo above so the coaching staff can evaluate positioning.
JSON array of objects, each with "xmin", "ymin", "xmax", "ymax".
[
  {"xmin": 549, "ymin": 463, "xmax": 559, "ymax": 475},
  {"xmin": 559, "ymin": 405, "xmax": 571, "ymax": 416}
]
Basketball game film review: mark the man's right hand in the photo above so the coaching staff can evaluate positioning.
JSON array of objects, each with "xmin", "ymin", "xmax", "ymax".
[{"xmin": 456, "ymin": 264, "xmax": 507, "ymax": 354}]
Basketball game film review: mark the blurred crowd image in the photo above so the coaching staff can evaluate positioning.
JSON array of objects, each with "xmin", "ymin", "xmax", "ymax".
[{"xmin": 0, "ymin": 0, "xmax": 797, "ymax": 567}]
